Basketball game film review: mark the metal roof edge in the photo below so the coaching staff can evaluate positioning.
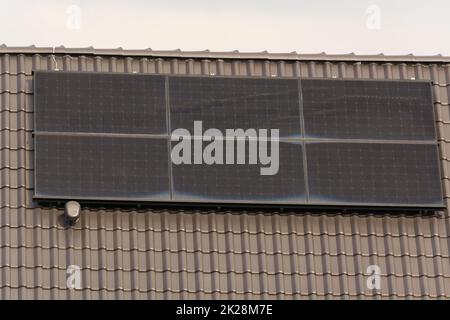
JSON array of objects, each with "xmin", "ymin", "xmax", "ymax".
[{"xmin": 1, "ymin": 45, "xmax": 450, "ymax": 63}]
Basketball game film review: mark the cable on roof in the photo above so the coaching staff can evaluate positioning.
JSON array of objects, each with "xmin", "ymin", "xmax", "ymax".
[{"xmin": 51, "ymin": 46, "xmax": 59, "ymax": 71}]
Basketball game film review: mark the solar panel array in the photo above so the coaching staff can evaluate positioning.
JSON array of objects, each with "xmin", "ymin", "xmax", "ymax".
[{"xmin": 33, "ymin": 71, "xmax": 444, "ymax": 208}]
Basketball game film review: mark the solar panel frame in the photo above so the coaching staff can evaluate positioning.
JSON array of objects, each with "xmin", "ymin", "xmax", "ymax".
[{"xmin": 32, "ymin": 71, "xmax": 444, "ymax": 209}]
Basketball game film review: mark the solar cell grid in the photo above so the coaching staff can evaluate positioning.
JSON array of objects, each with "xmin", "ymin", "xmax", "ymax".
[
  {"xmin": 35, "ymin": 135, "xmax": 170, "ymax": 200},
  {"xmin": 34, "ymin": 72, "xmax": 167, "ymax": 134}
]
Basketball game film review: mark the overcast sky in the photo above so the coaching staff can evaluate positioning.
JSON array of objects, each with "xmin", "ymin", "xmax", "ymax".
[{"xmin": 1, "ymin": 0, "xmax": 449, "ymax": 55}]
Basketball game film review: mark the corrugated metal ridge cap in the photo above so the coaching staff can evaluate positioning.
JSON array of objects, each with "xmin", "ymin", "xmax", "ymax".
[{"xmin": 1, "ymin": 45, "xmax": 450, "ymax": 63}]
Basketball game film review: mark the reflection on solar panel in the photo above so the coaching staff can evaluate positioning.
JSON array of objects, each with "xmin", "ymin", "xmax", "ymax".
[
  {"xmin": 306, "ymin": 142, "xmax": 442, "ymax": 206},
  {"xmin": 172, "ymin": 140, "xmax": 305, "ymax": 203},
  {"xmin": 169, "ymin": 76, "xmax": 301, "ymax": 138},
  {"xmin": 33, "ymin": 71, "xmax": 444, "ymax": 209},
  {"xmin": 302, "ymin": 79, "xmax": 436, "ymax": 140}
]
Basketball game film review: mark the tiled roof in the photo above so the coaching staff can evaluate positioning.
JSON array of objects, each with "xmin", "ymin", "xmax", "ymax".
[{"xmin": 1, "ymin": 47, "xmax": 450, "ymax": 299}]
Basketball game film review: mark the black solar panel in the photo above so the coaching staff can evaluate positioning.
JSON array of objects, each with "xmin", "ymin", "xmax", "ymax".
[
  {"xmin": 35, "ymin": 135, "xmax": 170, "ymax": 200},
  {"xmin": 33, "ymin": 71, "xmax": 443, "ymax": 209},
  {"xmin": 171, "ymin": 140, "xmax": 306, "ymax": 203},
  {"xmin": 34, "ymin": 72, "xmax": 167, "ymax": 134},
  {"xmin": 302, "ymin": 79, "xmax": 436, "ymax": 141},
  {"xmin": 169, "ymin": 76, "xmax": 302, "ymax": 138},
  {"xmin": 306, "ymin": 142, "xmax": 443, "ymax": 206}
]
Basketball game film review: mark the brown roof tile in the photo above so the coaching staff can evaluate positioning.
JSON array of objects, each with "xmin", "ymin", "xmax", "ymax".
[{"xmin": 1, "ymin": 47, "xmax": 450, "ymax": 299}]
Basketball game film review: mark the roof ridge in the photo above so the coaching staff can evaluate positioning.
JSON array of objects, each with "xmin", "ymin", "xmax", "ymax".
[{"xmin": 1, "ymin": 45, "xmax": 450, "ymax": 63}]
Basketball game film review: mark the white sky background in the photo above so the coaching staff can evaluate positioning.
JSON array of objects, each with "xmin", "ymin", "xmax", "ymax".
[{"xmin": 1, "ymin": 0, "xmax": 449, "ymax": 55}]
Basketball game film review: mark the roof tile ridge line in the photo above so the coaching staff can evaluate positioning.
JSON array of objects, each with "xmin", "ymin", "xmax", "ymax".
[
  {"xmin": 0, "ymin": 167, "xmax": 33, "ymax": 172},
  {"xmin": 0, "ymin": 71, "xmax": 32, "ymax": 76},
  {"xmin": 1, "ymin": 72, "xmax": 450, "ymax": 84},
  {"xmin": 3, "ymin": 264, "xmax": 450, "ymax": 278},
  {"xmin": 0, "ymin": 183, "xmax": 33, "ymax": 189},
  {"xmin": 1, "ymin": 46, "xmax": 450, "ymax": 63},
  {"xmin": 0, "ymin": 146, "xmax": 33, "ymax": 151},
  {"xmin": 3, "ymin": 284, "xmax": 435, "ymax": 297},
  {"xmin": 1, "ymin": 223, "xmax": 448, "ymax": 237},
  {"xmin": 64, "ymin": 50, "xmax": 450, "ymax": 63},
  {"xmin": 1, "ymin": 244, "xmax": 450, "ymax": 259},
  {"xmin": 0, "ymin": 90, "xmax": 33, "ymax": 94},
  {"xmin": 0, "ymin": 109, "xmax": 33, "ymax": 114},
  {"xmin": 0, "ymin": 128, "xmax": 34, "ymax": 133},
  {"xmin": 0, "ymin": 165, "xmax": 33, "ymax": 170},
  {"xmin": 16, "ymin": 204, "xmax": 448, "ymax": 216}
]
